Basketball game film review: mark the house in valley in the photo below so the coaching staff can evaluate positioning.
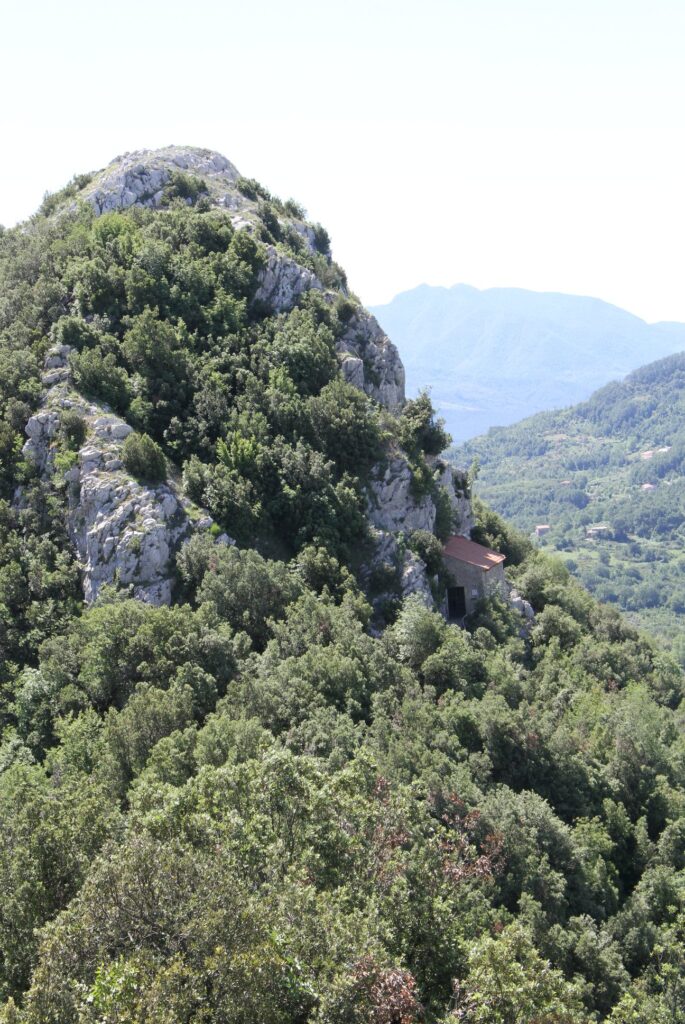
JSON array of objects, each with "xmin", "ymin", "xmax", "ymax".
[{"xmin": 442, "ymin": 534, "xmax": 507, "ymax": 620}]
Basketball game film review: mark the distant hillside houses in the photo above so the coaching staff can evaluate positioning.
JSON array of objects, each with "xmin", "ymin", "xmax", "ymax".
[
  {"xmin": 640, "ymin": 446, "xmax": 671, "ymax": 460},
  {"xmin": 586, "ymin": 524, "xmax": 612, "ymax": 539}
]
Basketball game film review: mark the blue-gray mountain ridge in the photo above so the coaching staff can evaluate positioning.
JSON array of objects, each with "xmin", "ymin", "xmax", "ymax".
[{"xmin": 370, "ymin": 283, "xmax": 685, "ymax": 442}]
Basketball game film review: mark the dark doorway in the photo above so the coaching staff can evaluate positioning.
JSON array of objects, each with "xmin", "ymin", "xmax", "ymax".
[{"xmin": 447, "ymin": 586, "xmax": 466, "ymax": 620}]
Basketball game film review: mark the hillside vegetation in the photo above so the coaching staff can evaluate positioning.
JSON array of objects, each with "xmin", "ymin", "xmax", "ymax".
[
  {"xmin": 0, "ymin": 152, "xmax": 685, "ymax": 1022},
  {"xmin": 371, "ymin": 283, "xmax": 685, "ymax": 441},
  {"xmin": 453, "ymin": 353, "xmax": 685, "ymax": 657}
]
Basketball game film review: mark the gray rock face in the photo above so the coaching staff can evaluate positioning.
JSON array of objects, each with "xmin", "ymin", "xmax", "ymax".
[
  {"xmin": 361, "ymin": 529, "xmax": 433, "ymax": 612},
  {"xmin": 399, "ymin": 548, "xmax": 434, "ymax": 604},
  {"xmin": 367, "ymin": 456, "xmax": 473, "ymax": 538},
  {"xmin": 252, "ymin": 247, "xmax": 323, "ymax": 313},
  {"xmin": 22, "ymin": 345, "xmax": 225, "ymax": 606},
  {"xmin": 367, "ymin": 457, "xmax": 435, "ymax": 535},
  {"xmin": 84, "ymin": 146, "xmax": 240, "ymax": 215},
  {"xmin": 363, "ymin": 455, "xmax": 477, "ymax": 615},
  {"xmin": 291, "ymin": 221, "xmax": 319, "ymax": 255},
  {"xmin": 337, "ymin": 309, "xmax": 405, "ymax": 412},
  {"xmin": 432, "ymin": 460, "xmax": 475, "ymax": 538},
  {"xmin": 69, "ymin": 419, "xmax": 192, "ymax": 605},
  {"xmin": 247, "ymin": 247, "xmax": 405, "ymax": 415},
  {"xmin": 509, "ymin": 587, "xmax": 535, "ymax": 621},
  {"xmin": 23, "ymin": 410, "xmax": 60, "ymax": 472},
  {"xmin": 340, "ymin": 355, "xmax": 365, "ymax": 389}
]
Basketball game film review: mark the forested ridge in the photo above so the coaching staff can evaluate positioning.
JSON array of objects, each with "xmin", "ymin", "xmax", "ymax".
[
  {"xmin": 452, "ymin": 353, "xmax": 685, "ymax": 658},
  {"xmin": 0, "ymin": 153, "xmax": 684, "ymax": 1022}
]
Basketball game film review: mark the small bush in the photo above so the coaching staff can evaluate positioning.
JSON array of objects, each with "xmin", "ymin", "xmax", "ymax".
[
  {"xmin": 70, "ymin": 348, "xmax": 131, "ymax": 412},
  {"xmin": 434, "ymin": 484, "xmax": 454, "ymax": 540},
  {"xmin": 235, "ymin": 176, "xmax": 271, "ymax": 201},
  {"xmin": 284, "ymin": 198, "xmax": 306, "ymax": 218},
  {"xmin": 161, "ymin": 172, "xmax": 208, "ymax": 206},
  {"xmin": 122, "ymin": 432, "xmax": 167, "ymax": 484},
  {"xmin": 257, "ymin": 201, "xmax": 282, "ymax": 241},
  {"xmin": 312, "ymin": 223, "xmax": 331, "ymax": 257},
  {"xmin": 39, "ymin": 172, "xmax": 94, "ymax": 216},
  {"xmin": 60, "ymin": 410, "xmax": 87, "ymax": 451},
  {"xmin": 399, "ymin": 390, "xmax": 452, "ymax": 458},
  {"xmin": 407, "ymin": 529, "xmax": 444, "ymax": 576}
]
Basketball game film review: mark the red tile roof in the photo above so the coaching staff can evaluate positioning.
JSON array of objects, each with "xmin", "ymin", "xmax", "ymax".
[{"xmin": 442, "ymin": 535, "xmax": 506, "ymax": 571}]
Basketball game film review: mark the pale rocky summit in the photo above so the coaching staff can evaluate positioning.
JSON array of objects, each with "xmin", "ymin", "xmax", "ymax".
[
  {"xmin": 72, "ymin": 145, "xmax": 406, "ymax": 414},
  {"xmin": 83, "ymin": 146, "xmax": 240, "ymax": 214}
]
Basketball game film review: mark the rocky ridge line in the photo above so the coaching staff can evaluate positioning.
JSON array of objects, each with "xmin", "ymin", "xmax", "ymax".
[{"xmin": 75, "ymin": 146, "xmax": 406, "ymax": 414}]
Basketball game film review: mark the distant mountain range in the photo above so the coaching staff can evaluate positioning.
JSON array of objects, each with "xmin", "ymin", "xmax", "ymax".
[{"xmin": 370, "ymin": 284, "xmax": 685, "ymax": 442}]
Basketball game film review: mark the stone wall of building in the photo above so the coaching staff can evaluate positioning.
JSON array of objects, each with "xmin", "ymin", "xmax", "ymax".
[{"xmin": 443, "ymin": 555, "xmax": 507, "ymax": 617}]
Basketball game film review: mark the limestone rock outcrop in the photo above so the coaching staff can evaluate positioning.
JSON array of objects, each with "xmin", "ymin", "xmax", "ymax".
[
  {"xmin": 360, "ymin": 530, "xmax": 434, "ymax": 615},
  {"xmin": 337, "ymin": 309, "xmax": 405, "ymax": 412},
  {"xmin": 84, "ymin": 147, "xmax": 240, "ymax": 215},
  {"xmin": 434, "ymin": 461, "xmax": 475, "ymax": 538},
  {"xmin": 367, "ymin": 456, "xmax": 472, "ymax": 539},
  {"xmin": 21, "ymin": 346, "xmax": 227, "ymax": 606},
  {"xmin": 367, "ymin": 457, "xmax": 435, "ymax": 535},
  {"xmin": 508, "ymin": 587, "xmax": 535, "ymax": 621},
  {"xmin": 363, "ymin": 456, "xmax": 475, "ymax": 612},
  {"xmin": 253, "ymin": 247, "xmax": 323, "ymax": 313}
]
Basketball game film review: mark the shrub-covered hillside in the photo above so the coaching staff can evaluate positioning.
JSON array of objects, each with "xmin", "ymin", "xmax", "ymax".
[
  {"xmin": 452, "ymin": 352, "xmax": 685, "ymax": 657},
  {"xmin": 1, "ymin": 149, "xmax": 685, "ymax": 1022}
]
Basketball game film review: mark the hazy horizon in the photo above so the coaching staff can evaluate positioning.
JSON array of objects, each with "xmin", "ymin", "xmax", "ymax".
[{"xmin": 374, "ymin": 281, "xmax": 685, "ymax": 328}]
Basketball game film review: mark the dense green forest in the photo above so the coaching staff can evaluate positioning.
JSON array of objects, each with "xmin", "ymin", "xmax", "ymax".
[
  {"xmin": 452, "ymin": 354, "xmax": 685, "ymax": 659},
  {"xmin": 1, "ymin": 156, "xmax": 685, "ymax": 1022}
]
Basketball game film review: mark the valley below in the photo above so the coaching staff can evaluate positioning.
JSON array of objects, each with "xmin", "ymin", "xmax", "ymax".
[{"xmin": 452, "ymin": 352, "xmax": 685, "ymax": 660}]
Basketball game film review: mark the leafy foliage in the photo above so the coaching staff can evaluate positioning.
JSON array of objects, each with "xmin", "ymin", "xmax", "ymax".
[
  {"xmin": 121, "ymin": 432, "xmax": 167, "ymax": 483},
  {"xmin": 2, "ymin": 168, "xmax": 685, "ymax": 1022}
]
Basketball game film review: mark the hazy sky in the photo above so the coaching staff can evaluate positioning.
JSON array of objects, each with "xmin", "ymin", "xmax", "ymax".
[{"xmin": 2, "ymin": 0, "xmax": 684, "ymax": 321}]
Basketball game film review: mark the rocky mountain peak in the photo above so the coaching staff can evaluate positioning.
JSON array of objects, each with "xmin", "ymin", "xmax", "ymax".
[{"xmin": 81, "ymin": 145, "xmax": 241, "ymax": 215}]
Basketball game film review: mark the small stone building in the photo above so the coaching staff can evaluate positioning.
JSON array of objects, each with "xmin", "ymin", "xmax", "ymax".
[{"xmin": 442, "ymin": 535, "xmax": 507, "ymax": 620}]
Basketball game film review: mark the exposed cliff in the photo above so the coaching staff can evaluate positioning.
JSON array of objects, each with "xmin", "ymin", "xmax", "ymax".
[{"xmin": 21, "ymin": 345, "xmax": 229, "ymax": 605}]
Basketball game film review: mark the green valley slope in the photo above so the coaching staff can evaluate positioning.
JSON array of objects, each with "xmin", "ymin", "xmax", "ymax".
[{"xmin": 452, "ymin": 352, "xmax": 685, "ymax": 656}]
